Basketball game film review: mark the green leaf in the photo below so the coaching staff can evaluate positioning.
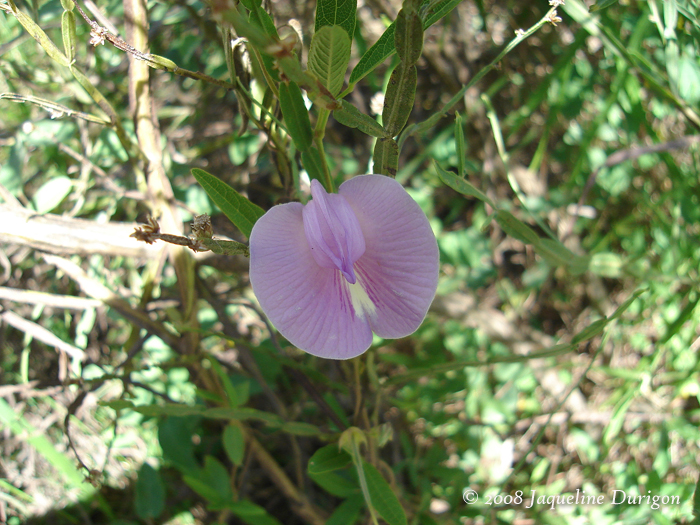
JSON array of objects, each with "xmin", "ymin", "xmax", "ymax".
[
  {"xmin": 603, "ymin": 391, "xmax": 634, "ymax": 445},
  {"xmin": 240, "ymin": 0, "xmax": 279, "ymax": 38},
  {"xmin": 677, "ymin": 57, "xmax": 700, "ymax": 105},
  {"xmin": 7, "ymin": 3, "xmax": 70, "ymax": 67},
  {"xmin": 372, "ymin": 138, "xmax": 399, "ymax": 177},
  {"xmin": 691, "ymin": 474, "xmax": 700, "ymax": 525},
  {"xmin": 61, "ymin": 10, "xmax": 76, "ymax": 63},
  {"xmin": 394, "ymin": 10, "xmax": 423, "ymax": 65},
  {"xmin": 423, "ymin": 0, "xmax": 463, "ymax": 26},
  {"xmin": 588, "ymin": 0, "xmax": 619, "ymax": 11},
  {"xmin": 348, "ymin": 0, "xmax": 461, "ymax": 86},
  {"xmin": 494, "ymin": 210, "xmax": 540, "ymax": 245},
  {"xmin": 326, "ymin": 495, "xmax": 364, "ymax": 525},
  {"xmin": 223, "ymin": 424, "xmax": 245, "ymax": 466},
  {"xmin": 191, "ymin": 168, "xmax": 265, "ymax": 239},
  {"xmin": 660, "ymin": 293, "xmax": 700, "ymax": 345},
  {"xmin": 308, "ymin": 444, "xmax": 353, "ymax": 474},
  {"xmin": 455, "ymin": 112, "xmax": 466, "ymax": 178},
  {"xmin": 158, "ymin": 417, "xmax": 200, "ymax": 473},
  {"xmin": 134, "ymin": 464, "xmax": 165, "ymax": 519},
  {"xmin": 228, "ymin": 500, "xmax": 283, "ymax": 525},
  {"xmin": 589, "ymin": 252, "xmax": 622, "ymax": 278},
  {"xmin": 32, "ymin": 176, "xmax": 72, "ymax": 213},
  {"xmin": 149, "ymin": 54, "xmax": 178, "ymax": 71},
  {"xmin": 608, "ymin": 288, "xmax": 645, "ymax": 321},
  {"xmin": 208, "ymin": 357, "xmax": 240, "ymax": 407},
  {"xmin": 280, "ymin": 421, "xmax": 323, "ymax": 436},
  {"xmin": 100, "ymin": 400, "xmax": 135, "ymax": 411},
  {"xmin": 571, "ymin": 318, "xmax": 608, "ymax": 345},
  {"xmin": 362, "ymin": 460, "xmax": 407, "ymax": 525},
  {"xmin": 224, "ymin": 4, "xmax": 275, "ymax": 50},
  {"xmin": 183, "ymin": 456, "xmax": 233, "ymax": 508},
  {"xmin": 308, "ymin": 25, "xmax": 352, "ymax": 96},
  {"xmin": 315, "ymin": 0, "xmax": 357, "ymax": 38},
  {"xmin": 382, "ymin": 63, "xmax": 417, "ymax": 136},
  {"xmin": 202, "ymin": 406, "xmax": 285, "ymax": 427},
  {"xmin": 434, "ymin": 161, "xmax": 494, "ymax": 207},
  {"xmin": 301, "ymin": 147, "xmax": 327, "ymax": 185},
  {"xmin": 534, "ymin": 238, "xmax": 579, "ymax": 268},
  {"xmin": 349, "ymin": 24, "xmax": 396, "ymax": 86},
  {"xmin": 309, "ymin": 470, "xmax": 359, "ymax": 497},
  {"xmin": 278, "ymin": 82, "xmax": 313, "ymax": 151},
  {"xmin": 333, "ymin": 100, "xmax": 388, "ymax": 137},
  {"xmin": 133, "ymin": 404, "xmax": 205, "ymax": 417}
]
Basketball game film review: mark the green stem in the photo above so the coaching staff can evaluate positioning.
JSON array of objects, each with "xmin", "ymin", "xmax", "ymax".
[
  {"xmin": 397, "ymin": 7, "xmax": 560, "ymax": 149},
  {"xmin": 314, "ymin": 109, "xmax": 334, "ymax": 192},
  {"xmin": 482, "ymin": 94, "xmax": 559, "ymax": 242},
  {"xmin": 0, "ymin": 93, "xmax": 109, "ymax": 124}
]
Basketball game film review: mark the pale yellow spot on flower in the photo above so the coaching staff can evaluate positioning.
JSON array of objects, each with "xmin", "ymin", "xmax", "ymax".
[{"xmin": 348, "ymin": 280, "xmax": 376, "ymax": 319}]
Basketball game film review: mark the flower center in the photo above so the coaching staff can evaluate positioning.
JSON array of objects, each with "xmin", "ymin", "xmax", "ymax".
[{"xmin": 302, "ymin": 180, "xmax": 366, "ymax": 284}]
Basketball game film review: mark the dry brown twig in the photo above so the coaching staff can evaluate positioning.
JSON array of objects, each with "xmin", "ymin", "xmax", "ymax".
[
  {"xmin": 131, "ymin": 215, "xmax": 250, "ymax": 256},
  {"xmin": 69, "ymin": 0, "xmax": 236, "ymax": 90}
]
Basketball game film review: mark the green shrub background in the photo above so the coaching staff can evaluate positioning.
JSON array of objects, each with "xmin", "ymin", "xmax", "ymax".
[{"xmin": 1, "ymin": 0, "xmax": 700, "ymax": 523}]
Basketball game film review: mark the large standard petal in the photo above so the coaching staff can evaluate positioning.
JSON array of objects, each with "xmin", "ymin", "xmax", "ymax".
[
  {"xmin": 339, "ymin": 175, "xmax": 439, "ymax": 339},
  {"xmin": 249, "ymin": 202, "xmax": 373, "ymax": 359}
]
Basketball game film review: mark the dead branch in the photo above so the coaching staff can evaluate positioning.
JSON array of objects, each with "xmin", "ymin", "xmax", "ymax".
[{"xmin": 0, "ymin": 204, "xmax": 163, "ymax": 259}]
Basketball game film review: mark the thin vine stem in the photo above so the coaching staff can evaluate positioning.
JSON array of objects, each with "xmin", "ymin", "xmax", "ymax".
[{"xmin": 397, "ymin": 6, "xmax": 561, "ymax": 150}]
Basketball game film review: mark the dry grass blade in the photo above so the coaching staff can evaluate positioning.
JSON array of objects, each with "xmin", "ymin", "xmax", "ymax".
[
  {"xmin": 43, "ymin": 254, "xmax": 181, "ymax": 350},
  {"xmin": 0, "ymin": 287, "xmax": 101, "ymax": 310},
  {"xmin": 0, "ymin": 309, "xmax": 85, "ymax": 360}
]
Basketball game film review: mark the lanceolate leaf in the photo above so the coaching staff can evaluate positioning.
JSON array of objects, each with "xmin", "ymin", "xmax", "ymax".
[
  {"xmin": 349, "ymin": 24, "xmax": 396, "ymax": 86},
  {"xmin": 494, "ymin": 210, "xmax": 540, "ymax": 245},
  {"xmin": 239, "ymin": 0, "xmax": 279, "ymax": 38},
  {"xmin": 134, "ymin": 464, "xmax": 165, "ymax": 519},
  {"xmin": 61, "ymin": 10, "xmax": 76, "ymax": 63},
  {"xmin": 278, "ymin": 81, "xmax": 313, "ymax": 151},
  {"xmin": 301, "ymin": 147, "xmax": 327, "ymax": 185},
  {"xmin": 228, "ymin": 500, "xmax": 284, "ymax": 525},
  {"xmin": 434, "ymin": 161, "xmax": 494, "ymax": 207},
  {"xmin": 315, "ymin": 0, "xmax": 357, "ymax": 38},
  {"xmin": 395, "ymin": 10, "xmax": 423, "ymax": 65},
  {"xmin": 372, "ymin": 138, "xmax": 399, "ymax": 177},
  {"xmin": 382, "ymin": 63, "xmax": 417, "ymax": 136},
  {"xmin": 589, "ymin": 0, "xmax": 619, "ymax": 12},
  {"xmin": 308, "ymin": 25, "xmax": 352, "ymax": 96},
  {"xmin": 423, "ymin": 0, "xmax": 464, "ymax": 28},
  {"xmin": 223, "ymin": 424, "xmax": 245, "ymax": 466},
  {"xmin": 362, "ymin": 460, "xmax": 407, "ymax": 525},
  {"xmin": 333, "ymin": 100, "xmax": 388, "ymax": 137},
  {"xmin": 349, "ymin": 0, "xmax": 462, "ymax": 86},
  {"xmin": 326, "ymin": 495, "xmax": 365, "ymax": 525},
  {"xmin": 308, "ymin": 444, "xmax": 353, "ymax": 474},
  {"xmin": 191, "ymin": 168, "xmax": 265, "ymax": 239}
]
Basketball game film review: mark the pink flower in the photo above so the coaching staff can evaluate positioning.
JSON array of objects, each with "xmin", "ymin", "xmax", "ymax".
[{"xmin": 249, "ymin": 175, "xmax": 439, "ymax": 359}]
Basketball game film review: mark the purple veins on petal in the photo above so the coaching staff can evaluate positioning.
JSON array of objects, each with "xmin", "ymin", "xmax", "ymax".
[{"xmin": 249, "ymin": 174, "xmax": 439, "ymax": 360}]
